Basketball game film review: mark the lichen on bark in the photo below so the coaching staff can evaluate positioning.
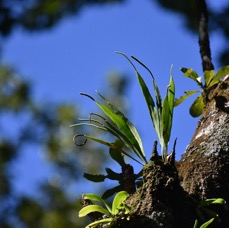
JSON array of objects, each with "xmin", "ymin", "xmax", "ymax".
[{"xmin": 178, "ymin": 76, "xmax": 229, "ymax": 226}]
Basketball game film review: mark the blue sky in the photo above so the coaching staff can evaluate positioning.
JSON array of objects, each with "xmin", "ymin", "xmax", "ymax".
[{"xmin": 2, "ymin": 0, "xmax": 225, "ymax": 197}]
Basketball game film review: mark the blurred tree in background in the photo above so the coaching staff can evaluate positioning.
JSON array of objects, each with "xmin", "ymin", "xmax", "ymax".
[{"xmin": 0, "ymin": 63, "xmax": 129, "ymax": 227}]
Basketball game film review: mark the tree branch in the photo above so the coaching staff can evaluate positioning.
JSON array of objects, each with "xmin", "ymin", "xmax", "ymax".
[{"xmin": 196, "ymin": 0, "xmax": 214, "ymax": 71}]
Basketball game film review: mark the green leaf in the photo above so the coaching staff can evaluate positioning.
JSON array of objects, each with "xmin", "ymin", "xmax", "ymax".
[
  {"xmin": 204, "ymin": 70, "xmax": 215, "ymax": 87},
  {"xmin": 83, "ymin": 135, "xmax": 142, "ymax": 165},
  {"xmin": 131, "ymin": 55, "xmax": 163, "ymax": 145},
  {"xmin": 70, "ymin": 122, "xmax": 107, "ymax": 131},
  {"xmin": 112, "ymin": 191, "xmax": 129, "ymax": 215},
  {"xmin": 181, "ymin": 67, "xmax": 198, "ymax": 80},
  {"xmin": 102, "ymin": 185, "xmax": 122, "ymax": 199},
  {"xmin": 181, "ymin": 68, "xmax": 203, "ymax": 89},
  {"xmin": 136, "ymin": 71, "xmax": 161, "ymax": 141},
  {"xmin": 174, "ymin": 90, "xmax": 199, "ymax": 107},
  {"xmin": 87, "ymin": 115, "xmax": 143, "ymax": 164},
  {"xmin": 117, "ymin": 52, "xmax": 175, "ymax": 160},
  {"xmin": 193, "ymin": 219, "xmax": 199, "ymax": 228},
  {"xmin": 79, "ymin": 205, "xmax": 110, "ymax": 217},
  {"xmin": 209, "ymin": 65, "xmax": 229, "ymax": 87},
  {"xmin": 190, "ymin": 95, "xmax": 204, "ymax": 117},
  {"xmin": 200, "ymin": 218, "xmax": 215, "ymax": 228},
  {"xmin": 160, "ymin": 73, "xmax": 175, "ymax": 159},
  {"xmin": 116, "ymin": 51, "xmax": 162, "ymax": 147},
  {"xmin": 83, "ymin": 173, "xmax": 106, "ymax": 182},
  {"xmin": 105, "ymin": 168, "xmax": 121, "ymax": 181},
  {"xmin": 162, "ymin": 75, "xmax": 175, "ymax": 157},
  {"xmin": 95, "ymin": 99, "xmax": 146, "ymax": 163},
  {"xmin": 199, "ymin": 198, "xmax": 226, "ymax": 207},
  {"xmin": 83, "ymin": 134, "xmax": 113, "ymax": 147},
  {"xmin": 83, "ymin": 193, "xmax": 111, "ymax": 212},
  {"xmin": 85, "ymin": 218, "xmax": 113, "ymax": 228},
  {"xmin": 209, "ymin": 198, "xmax": 226, "ymax": 205},
  {"xmin": 73, "ymin": 94, "xmax": 146, "ymax": 165}
]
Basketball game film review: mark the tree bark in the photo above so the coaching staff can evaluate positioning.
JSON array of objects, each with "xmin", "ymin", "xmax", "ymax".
[
  {"xmin": 110, "ymin": 76, "xmax": 229, "ymax": 228},
  {"xmin": 178, "ymin": 75, "xmax": 229, "ymax": 227}
]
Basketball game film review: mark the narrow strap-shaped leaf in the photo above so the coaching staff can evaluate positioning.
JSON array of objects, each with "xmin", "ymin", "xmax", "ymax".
[
  {"xmin": 79, "ymin": 205, "xmax": 110, "ymax": 217},
  {"xmin": 83, "ymin": 134, "xmax": 143, "ymax": 165},
  {"xmin": 112, "ymin": 191, "xmax": 129, "ymax": 215},
  {"xmin": 131, "ymin": 55, "xmax": 163, "ymax": 113},
  {"xmin": 95, "ymin": 101, "xmax": 146, "ymax": 163},
  {"xmin": 198, "ymin": 198, "xmax": 226, "ymax": 207},
  {"xmin": 96, "ymin": 91, "xmax": 146, "ymax": 161},
  {"xmin": 161, "ymin": 75, "xmax": 175, "ymax": 158},
  {"xmin": 85, "ymin": 115, "xmax": 142, "ymax": 160},
  {"xmin": 166, "ymin": 75, "xmax": 175, "ymax": 140},
  {"xmin": 136, "ymin": 72, "xmax": 162, "ymax": 143},
  {"xmin": 72, "ymin": 116, "xmax": 142, "ymax": 163},
  {"xmin": 200, "ymin": 218, "xmax": 215, "ymax": 228},
  {"xmin": 77, "ymin": 91, "xmax": 146, "ymax": 163},
  {"xmin": 193, "ymin": 219, "xmax": 199, "ymax": 228},
  {"xmin": 162, "ymin": 96, "xmax": 170, "ymax": 154}
]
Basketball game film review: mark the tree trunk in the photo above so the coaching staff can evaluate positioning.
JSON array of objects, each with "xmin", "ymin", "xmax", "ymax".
[
  {"xmin": 178, "ymin": 75, "xmax": 229, "ymax": 227},
  {"xmin": 111, "ymin": 77, "xmax": 229, "ymax": 227}
]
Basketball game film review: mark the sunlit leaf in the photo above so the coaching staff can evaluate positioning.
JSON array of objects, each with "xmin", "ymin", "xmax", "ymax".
[
  {"xmin": 117, "ymin": 52, "xmax": 177, "ymax": 160},
  {"xmin": 136, "ymin": 71, "xmax": 161, "ymax": 141},
  {"xmin": 199, "ymin": 198, "xmax": 226, "ymax": 207},
  {"xmin": 204, "ymin": 70, "xmax": 215, "ymax": 87},
  {"xmin": 85, "ymin": 218, "xmax": 113, "ymax": 228},
  {"xmin": 181, "ymin": 67, "xmax": 203, "ymax": 89},
  {"xmin": 162, "ymin": 75, "xmax": 175, "ymax": 149},
  {"xmin": 83, "ymin": 193, "xmax": 111, "ymax": 212},
  {"xmin": 111, "ymin": 191, "xmax": 129, "ymax": 215},
  {"xmin": 83, "ymin": 134, "xmax": 142, "ymax": 165},
  {"xmin": 208, "ymin": 198, "xmax": 226, "ymax": 205},
  {"xmin": 181, "ymin": 67, "xmax": 198, "ymax": 80},
  {"xmin": 70, "ymin": 122, "xmax": 107, "ymax": 131},
  {"xmin": 190, "ymin": 95, "xmax": 204, "ymax": 117},
  {"xmin": 95, "ymin": 99, "xmax": 146, "ymax": 163},
  {"xmin": 174, "ymin": 90, "xmax": 199, "ymax": 107},
  {"xmin": 209, "ymin": 65, "xmax": 229, "ymax": 87},
  {"xmin": 162, "ymin": 96, "xmax": 169, "ymax": 156},
  {"xmin": 79, "ymin": 205, "xmax": 110, "ymax": 217},
  {"xmin": 200, "ymin": 218, "xmax": 215, "ymax": 228},
  {"xmin": 193, "ymin": 219, "xmax": 199, "ymax": 228}
]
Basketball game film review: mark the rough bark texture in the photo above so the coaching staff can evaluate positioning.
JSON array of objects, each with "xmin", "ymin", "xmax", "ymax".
[
  {"xmin": 110, "ymin": 77, "xmax": 229, "ymax": 227},
  {"xmin": 178, "ymin": 75, "xmax": 229, "ymax": 227},
  {"xmin": 111, "ymin": 158, "xmax": 196, "ymax": 227}
]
